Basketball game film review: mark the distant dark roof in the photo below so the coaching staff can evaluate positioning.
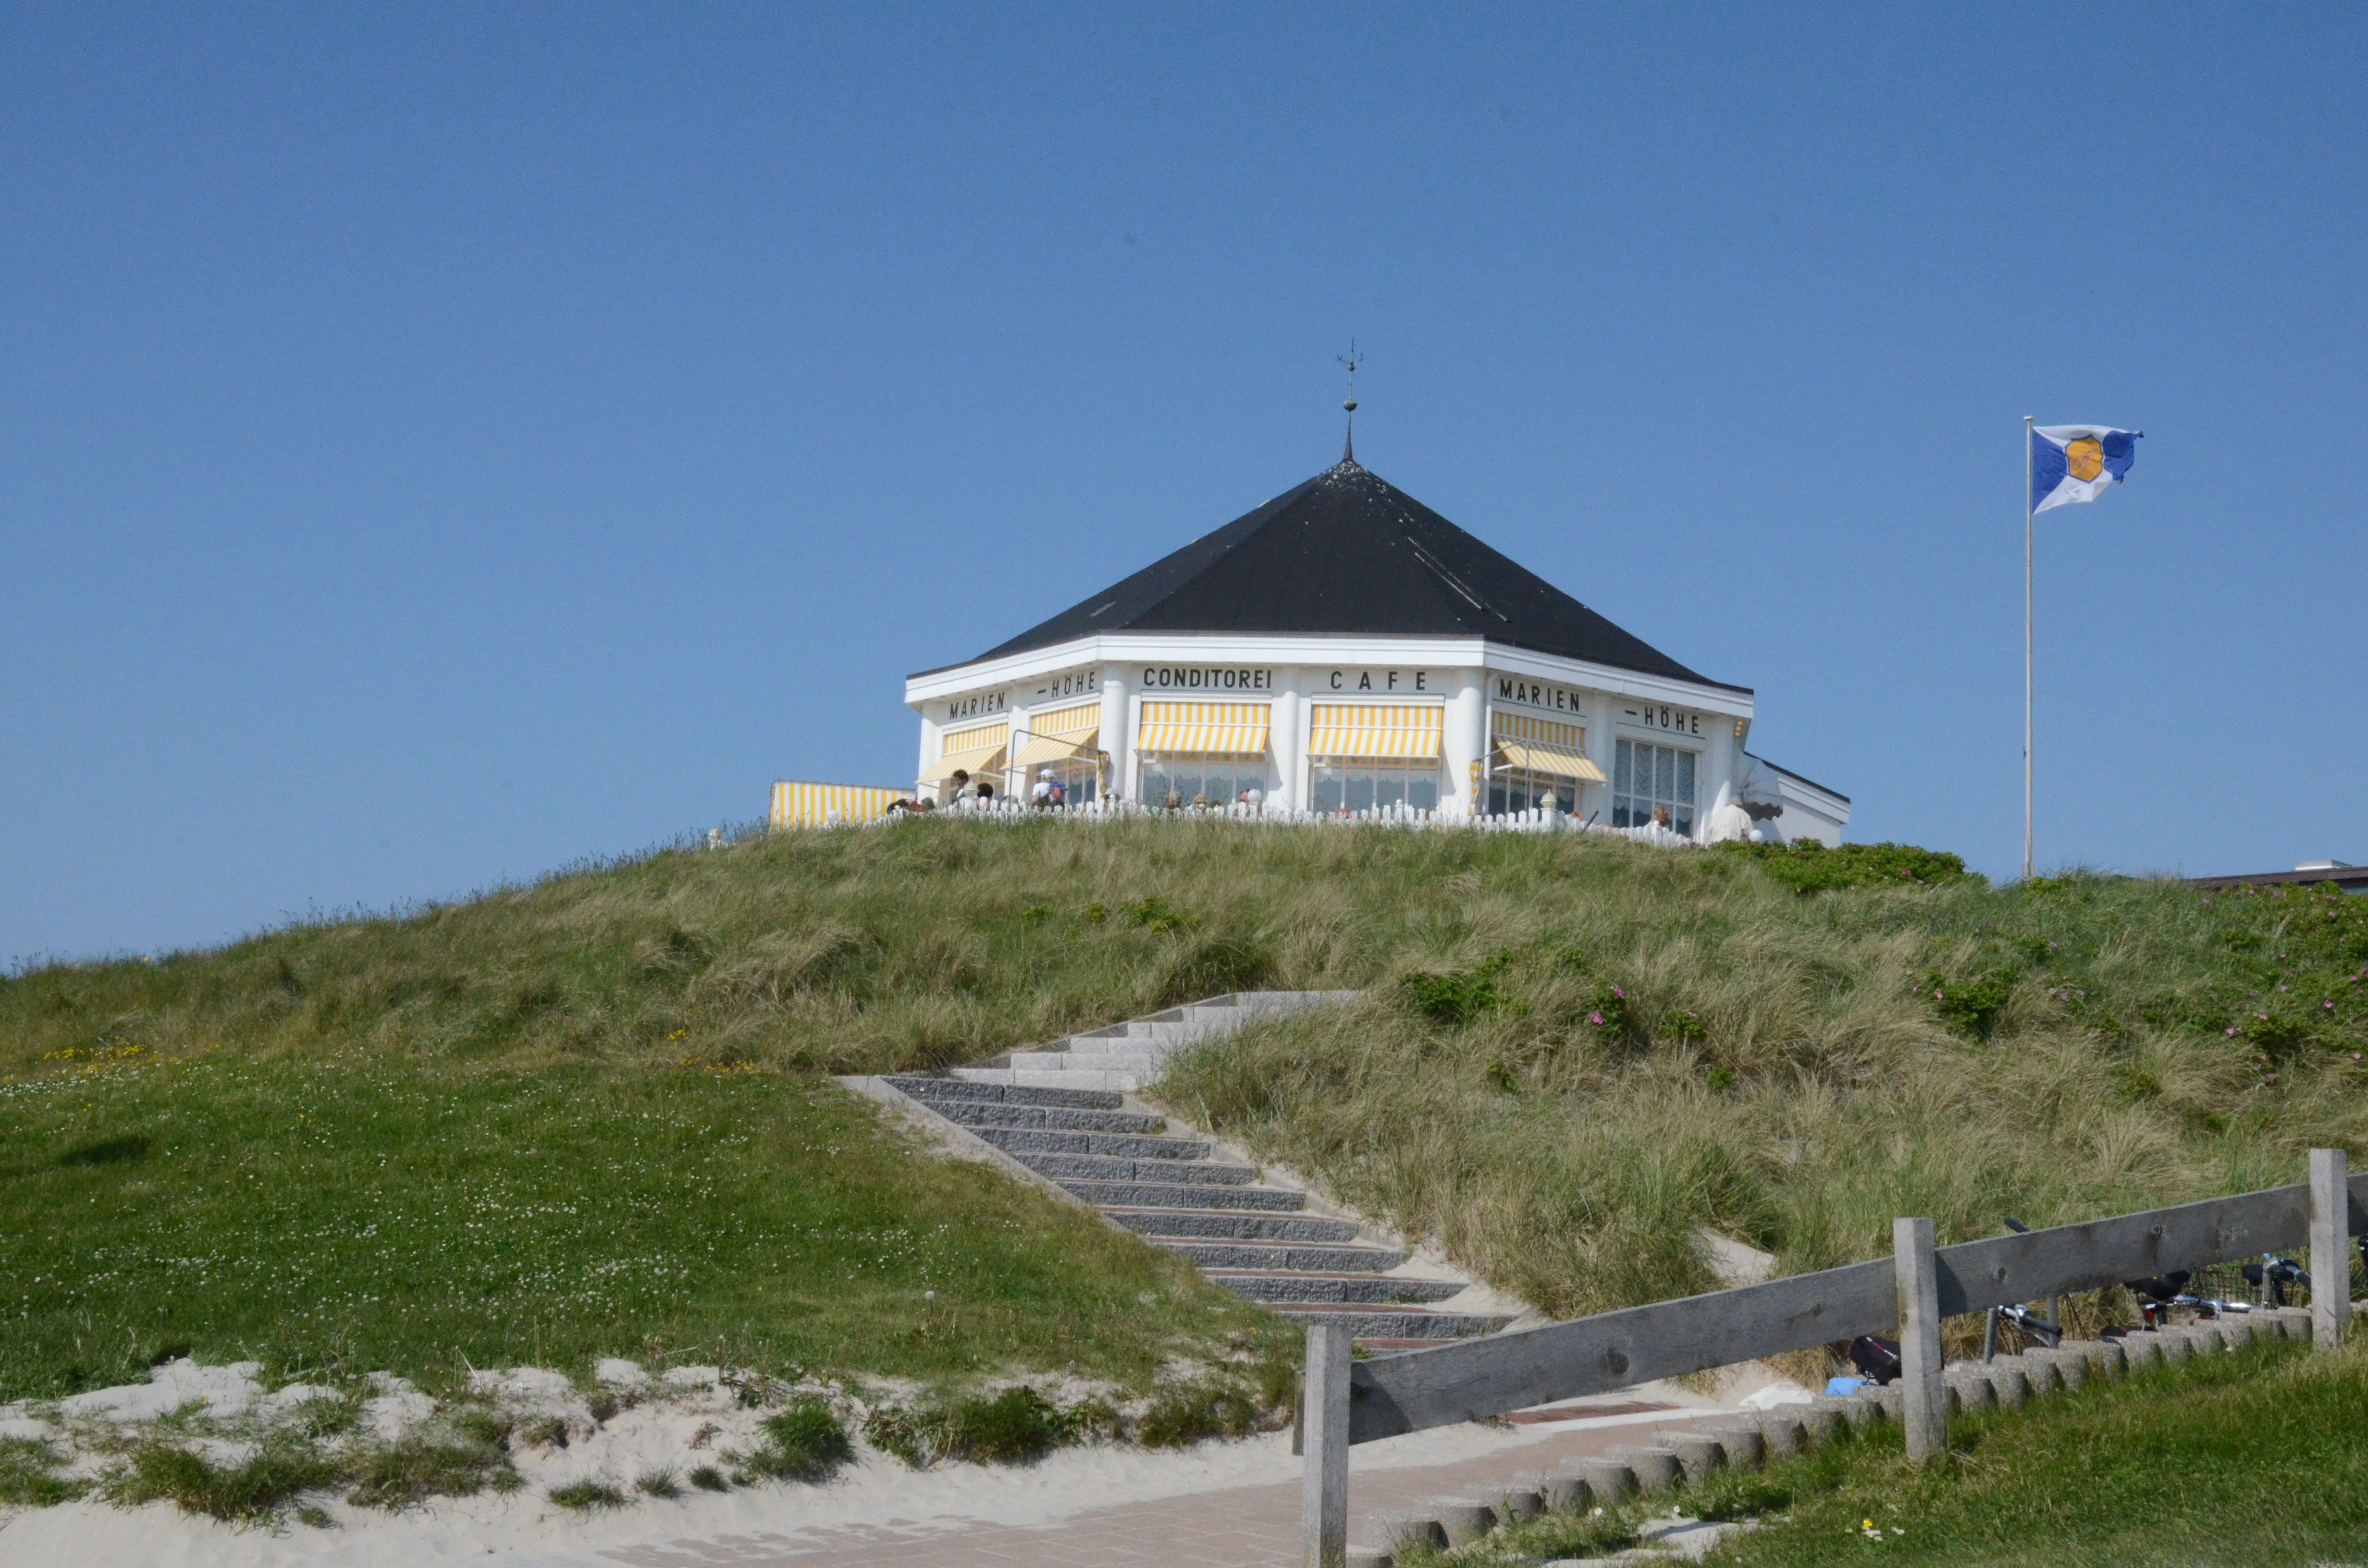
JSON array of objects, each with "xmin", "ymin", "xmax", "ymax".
[
  {"xmin": 923, "ymin": 458, "xmax": 1742, "ymax": 692},
  {"xmin": 2186, "ymin": 864, "xmax": 2368, "ymax": 892}
]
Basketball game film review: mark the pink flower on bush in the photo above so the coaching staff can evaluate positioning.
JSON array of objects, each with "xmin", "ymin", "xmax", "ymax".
[
  {"xmin": 2226, "ymin": 1026, "xmax": 2240, "ymax": 1036},
  {"xmin": 1611, "ymin": 986, "xmax": 1627, "ymax": 1000},
  {"xmin": 1588, "ymin": 1011, "xmax": 1605, "ymax": 1026}
]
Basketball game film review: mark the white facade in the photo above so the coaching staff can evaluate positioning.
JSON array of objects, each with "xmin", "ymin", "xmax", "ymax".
[{"xmin": 903, "ymin": 633, "xmax": 1847, "ymax": 846}]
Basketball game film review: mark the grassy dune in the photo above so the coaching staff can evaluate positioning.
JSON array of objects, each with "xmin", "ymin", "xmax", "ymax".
[{"xmin": 6, "ymin": 819, "xmax": 2366, "ymax": 1404}]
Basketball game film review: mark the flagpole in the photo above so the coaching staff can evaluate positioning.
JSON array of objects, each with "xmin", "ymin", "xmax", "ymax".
[{"xmin": 2023, "ymin": 415, "xmax": 2034, "ymax": 882}]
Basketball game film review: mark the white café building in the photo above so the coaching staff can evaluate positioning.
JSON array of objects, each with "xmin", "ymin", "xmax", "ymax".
[{"xmin": 901, "ymin": 452, "xmax": 1848, "ymax": 845}]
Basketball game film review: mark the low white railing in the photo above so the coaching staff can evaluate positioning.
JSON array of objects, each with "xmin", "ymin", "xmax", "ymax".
[{"xmin": 803, "ymin": 794, "xmax": 1701, "ymax": 847}]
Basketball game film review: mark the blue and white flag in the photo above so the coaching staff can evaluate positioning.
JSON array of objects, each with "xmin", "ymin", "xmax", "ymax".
[{"xmin": 2031, "ymin": 425, "xmax": 2140, "ymax": 514}]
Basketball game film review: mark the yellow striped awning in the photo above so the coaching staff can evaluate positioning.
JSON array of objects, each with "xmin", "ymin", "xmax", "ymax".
[
  {"xmin": 1491, "ymin": 711, "xmax": 1603, "ymax": 781},
  {"xmin": 1031, "ymin": 701, "xmax": 1101, "ymax": 738},
  {"xmin": 1307, "ymin": 703, "xmax": 1443, "ymax": 760},
  {"xmin": 1014, "ymin": 733, "xmax": 1097, "ymax": 766},
  {"xmin": 1013, "ymin": 701, "xmax": 1101, "ymax": 765},
  {"xmin": 1137, "ymin": 700, "xmax": 1270, "ymax": 757},
  {"xmin": 921, "ymin": 721, "xmax": 1008, "ymax": 784},
  {"xmin": 772, "ymin": 780, "xmax": 903, "ymax": 827},
  {"xmin": 1495, "ymin": 739, "xmax": 1606, "ymax": 782}
]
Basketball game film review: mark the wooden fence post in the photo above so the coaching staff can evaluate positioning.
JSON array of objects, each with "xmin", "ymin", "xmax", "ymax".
[
  {"xmin": 1894, "ymin": 1216, "xmax": 1946, "ymax": 1462},
  {"xmin": 1302, "ymin": 1323, "xmax": 1351, "ymax": 1568},
  {"xmin": 2309, "ymin": 1148, "xmax": 2351, "ymax": 1349}
]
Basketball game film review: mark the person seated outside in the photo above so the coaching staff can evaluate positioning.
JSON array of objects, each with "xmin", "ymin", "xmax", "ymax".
[
  {"xmin": 1031, "ymin": 768, "xmax": 1064, "ymax": 808},
  {"xmin": 946, "ymin": 769, "xmax": 971, "ymax": 806},
  {"xmin": 974, "ymin": 779, "xmax": 995, "ymax": 804},
  {"xmin": 1163, "ymin": 791, "xmax": 1184, "ymax": 809},
  {"xmin": 1650, "ymin": 804, "xmax": 1673, "ymax": 831}
]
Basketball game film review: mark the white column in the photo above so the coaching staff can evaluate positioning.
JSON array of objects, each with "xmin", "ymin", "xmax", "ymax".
[
  {"xmin": 1444, "ymin": 670, "xmax": 1487, "ymax": 818},
  {"xmin": 915, "ymin": 711, "xmax": 940, "ymax": 793},
  {"xmin": 1099, "ymin": 665, "xmax": 1131, "ymax": 803},
  {"xmin": 1271, "ymin": 672, "xmax": 1303, "ymax": 812}
]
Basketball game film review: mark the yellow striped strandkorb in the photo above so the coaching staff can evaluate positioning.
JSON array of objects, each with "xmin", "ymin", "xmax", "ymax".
[
  {"xmin": 771, "ymin": 780, "xmax": 904, "ymax": 828},
  {"xmin": 1136, "ymin": 700, "xmax": 1270, "ymax": 756},
  {"xmin": 1307, "ymin": 703, "xmax": 1443, "ymax": 760},
  {"xmin": 1490, "ymin": 710, "xmax": 1604, "ymax": 782}
]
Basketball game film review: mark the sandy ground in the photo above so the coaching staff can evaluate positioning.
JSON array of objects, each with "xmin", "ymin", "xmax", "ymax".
[{"xmin": 0, "ymin": 1379, "xmax": 1761, "ymax": 1567}]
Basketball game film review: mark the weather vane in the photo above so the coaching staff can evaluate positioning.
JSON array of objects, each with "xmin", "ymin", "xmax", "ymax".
[{"xmin": 1337, "ymin": 340, "xmax": 1362, "ymax": 462}]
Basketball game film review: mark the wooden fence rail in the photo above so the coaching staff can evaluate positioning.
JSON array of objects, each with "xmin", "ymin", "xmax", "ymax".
[{"xmin": 1302, "ymin": 1155, "xmax": 2366, "ymax": 1566}]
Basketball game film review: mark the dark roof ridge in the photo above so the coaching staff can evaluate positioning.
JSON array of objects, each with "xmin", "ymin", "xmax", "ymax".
[{"xmin": 927, "ymin": 458, "xmax": 1734, "ymax": 691}]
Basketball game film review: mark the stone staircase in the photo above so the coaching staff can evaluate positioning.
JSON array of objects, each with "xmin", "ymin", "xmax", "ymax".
[
  {"xmin": 873, "ymin": 992, "xmax": 1516, "ymax": 1348},
  {"xmin": 947, "ymin": 990, "xmax": 1362, "ymax": 1093}
]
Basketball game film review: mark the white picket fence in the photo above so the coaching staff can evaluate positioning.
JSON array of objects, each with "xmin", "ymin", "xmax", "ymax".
[{"xmin": 796, "ymin": 793, "xmax": 1700, "ymax": 848}]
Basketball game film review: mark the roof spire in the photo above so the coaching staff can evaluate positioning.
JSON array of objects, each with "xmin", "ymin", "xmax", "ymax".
[{"xmin": 1336, "ymin": 339, "xmax": 1362, "ymax": 465}]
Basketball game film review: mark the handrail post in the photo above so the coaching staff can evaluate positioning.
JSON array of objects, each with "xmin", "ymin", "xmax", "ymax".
[
  {"xmin": 1894, "ymin": 1216, "xmax": 1946, "ymax": 1462},
  {"xmin": 2309, "ymin": 1148, "xmax": 2351, "ymax": 1349},
  {"xmin": 1302, "ymin": 1323, "xmax": 1351, "ymax": 1568}
]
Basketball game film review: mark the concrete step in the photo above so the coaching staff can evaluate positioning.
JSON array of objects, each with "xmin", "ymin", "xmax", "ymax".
[
  {"xmin": 883, "ymin": 1075, "xmax": 1120, "ymax": 1112},
  {"xmin": 1100, "ymin": 1207, "xmax": 1362, "ymax": 1244},
  {"xmin": 973, "ymin": 1127, "xmax": 1209, "ymax": 1161},
  {"xmin": 1203, "ymin": 1271, "xmax": 1471, "ymax": 1305},
  {"xmin": 1260, "ymin": 1303, "xmax": 1513, "ymax": 1339},
  {"xmin": 1149, "ymin": 1239, "xmax": 1405, "ymax": 1272},
  {"xmin": 954, "ymin": 1067, "xmax": 1147, "ymax": 1093},
  {"xmin": 1007, "ymin": 1049, "xmax": 1170, "ymax": 1073},
  {"xmin": 1055, "ymin": 1179, "xmax": 1306, "ymax": 1212},
  {"xmin": 1017, "ymin": 1152, "xmax": 1254, "ymax": 1185},
  {"xmin": 924, "ymin": 1099, "xmax": 1167, "ymax": 1136}
]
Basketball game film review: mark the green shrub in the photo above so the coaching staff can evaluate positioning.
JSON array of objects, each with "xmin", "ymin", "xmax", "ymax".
[
  {"xmin": 1917, "ymin": 968, "xmax": 2016, "ymax": 1038},
  {"xmin": 740, "ymin": 1397, "xmax": 852, "ymax": 1482},
  {"xmin": 941, "ymin": 1387, "xmax": 1062, "ymax": 1465},
  {"xmin": 1722, "ymin": 839, "xmax": 1973, "ymax": 892},
  {"xmin": 343, "ymin": 1431, "xmax": 515, "ymax": 1508},
  {"xmin": 548, "ymin": 1479, "xmax": 630, "ymax": 1509},
  {"xmin": 1137, "ymin": 1380, "xmax": 1266, "ymax": 1448},
  {"xmin": 0, "ymin": 1436, "xmax": 82, "ymax": 1507},
  {"xmin": 1404, "ymin": 953, "xmax": 1514, "ymax": 1025},
  {"xmin": 107, "ymin": 1439, "xmax": 342, "ymax": 1521},
  {"xmin": 688, "ymin": 1464, "xmax": 730, "ymax": 1492}
]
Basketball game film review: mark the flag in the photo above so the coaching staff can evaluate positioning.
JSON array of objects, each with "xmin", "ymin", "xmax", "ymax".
[{"xmin": 2031, "ymin": 425, "xmax": 2140, "ymax": 514}]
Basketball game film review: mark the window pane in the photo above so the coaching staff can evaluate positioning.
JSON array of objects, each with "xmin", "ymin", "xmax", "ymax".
[
  {"xmin": 1313, "ymin": 770, "xmax": 1343, "ymax": 813},
  {"xmin": 1615, "ymin": 740, "xmax": 1634, "ymax": 795},
  {"xmin": 1144, "ymin": 766, "xmax": 1170, "ymax": 805},
  {"xmin": 1345, "ymin": 771, "xmax": 1375, "ymax": 812},
  {"xmin": 1676, "ymin": 749, "xmax": 1696, "ymax": 806},
  {"xmin": 1409, "ymin": 772, "xmax": 1438, "ymax": 811},
  {"xmin": 1488, "ymin": 782, "xmax": 1507, "ymax": 816},
  {"xmin": 1376, "ymin": 771, "xmax": 1406, "ymax": 810}
]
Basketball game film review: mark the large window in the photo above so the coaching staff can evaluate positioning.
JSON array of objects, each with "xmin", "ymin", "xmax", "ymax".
[
  {"xmin": 1487, "ymin": 771, "xmax": 1579, "ymax": 816},
  {"xmin": 1312, "ymin": 763, "xmax": 1440, "ymax": 814},
  {"xmin": 1614, "ymin": 739, "xmax": 1695, "ymax": 834},
  {"xmin": 1141, "ymin": 760, "xmax": 1266, "ymax": 809},
  {"xmin": 1031, "ymin": 757, "xmax": 1098, "ymax": 806}
]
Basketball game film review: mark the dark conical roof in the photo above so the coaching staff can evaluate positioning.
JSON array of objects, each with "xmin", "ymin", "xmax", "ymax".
[{"xmin": 954, "ymin": 459, "xmax": 1740, "ymax": 691}]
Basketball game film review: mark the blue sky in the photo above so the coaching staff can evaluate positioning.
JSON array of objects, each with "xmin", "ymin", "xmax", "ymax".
[{"xmin": 5, "ymin": 4, "xmax": 2364, "ymax": 964}]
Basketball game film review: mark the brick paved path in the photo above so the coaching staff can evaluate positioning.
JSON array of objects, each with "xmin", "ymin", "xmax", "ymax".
[{"xmin": 594, "ymin": 1406, "xmax": 1730, "ymax": 1568}]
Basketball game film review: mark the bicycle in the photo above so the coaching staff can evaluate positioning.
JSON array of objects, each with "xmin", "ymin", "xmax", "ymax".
[{"xmin": 1982, "ymin": 1221, "xmax": 2064, "ymax": 1360}]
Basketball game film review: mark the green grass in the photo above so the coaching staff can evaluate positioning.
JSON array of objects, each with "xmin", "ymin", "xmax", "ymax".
[
  {"xmin": 0, "ymin": 1051, "xmax": 1271, "ymax": 1403},
  {"xmin": 6, "ymin": 818, "xmax": 2365, "ymax": 1414},
  {"xmin": 1428, "ymin": 1335, "xmax": 2368, "ymax": 1566}
]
